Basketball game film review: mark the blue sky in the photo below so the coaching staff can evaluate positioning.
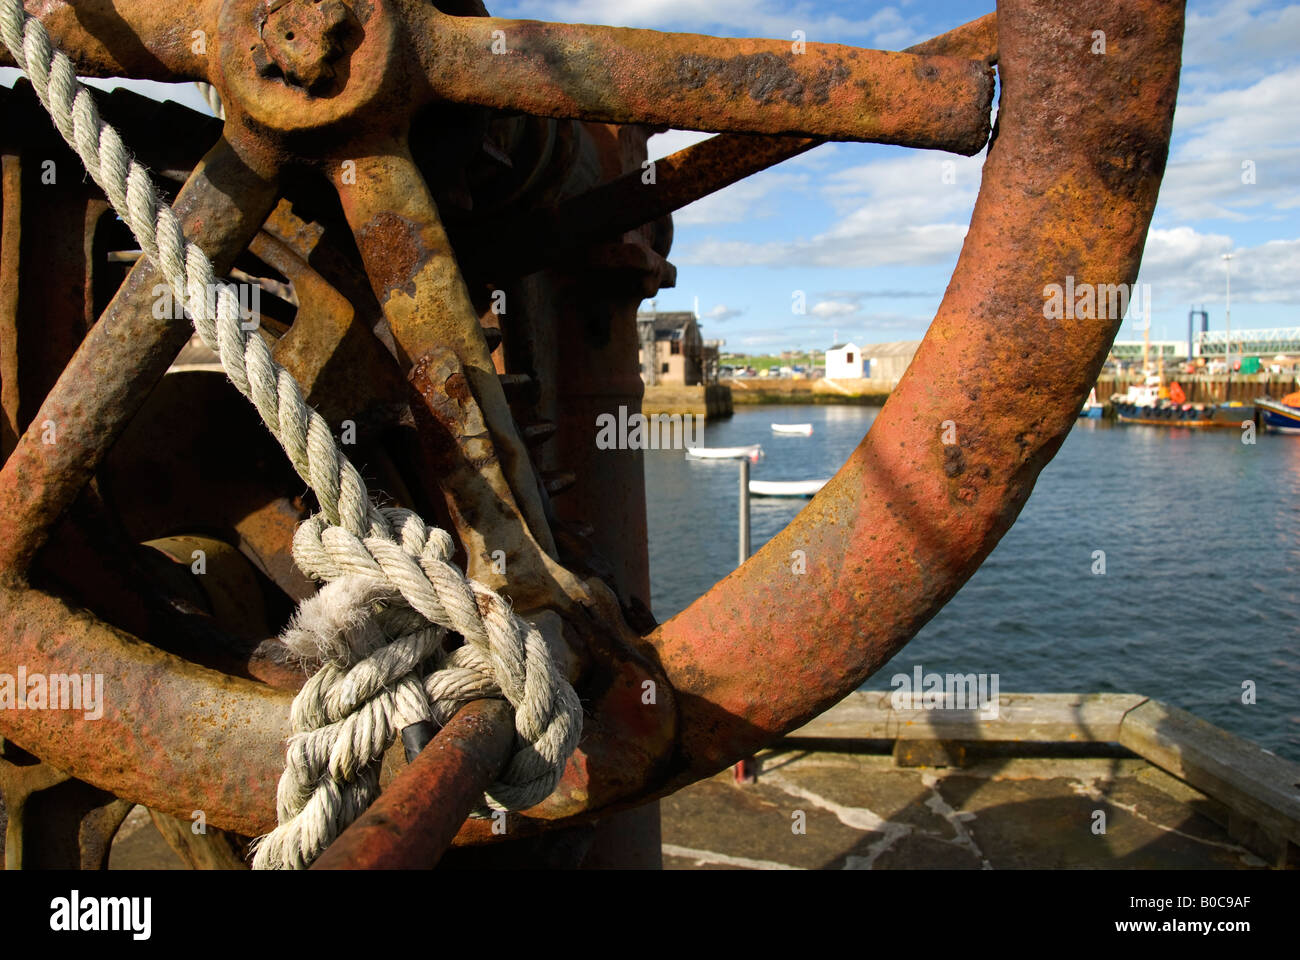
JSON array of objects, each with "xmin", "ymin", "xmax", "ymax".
[
  {"xmin": 495, "ymin": 0, "xmax": 1300, "ymax": 353},
  {"xmin": 6, "ymin": 2, "xmax": 1297, "ymax": 354}
]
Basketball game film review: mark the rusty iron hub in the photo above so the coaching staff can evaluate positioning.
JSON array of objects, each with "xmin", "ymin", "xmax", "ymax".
[{"xmin": 0, "ymin": 0, "xmax": 1185, "ymax": 867}]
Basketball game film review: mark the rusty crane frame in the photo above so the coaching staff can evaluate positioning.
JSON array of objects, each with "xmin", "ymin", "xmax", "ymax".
[{"xmin": 0, "ymin": 0, "xmax": 1184, "ymax": 868}]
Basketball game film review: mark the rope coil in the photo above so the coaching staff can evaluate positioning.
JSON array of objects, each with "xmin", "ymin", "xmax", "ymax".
[{"xmin": 0, "ymin": 0, "xmax": 581, "ymax": 870}]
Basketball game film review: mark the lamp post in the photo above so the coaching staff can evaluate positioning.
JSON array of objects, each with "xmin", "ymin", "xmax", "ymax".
[{"xmin": 1222, "ymin": 252, "xmax": 1233, "ymax": 373}]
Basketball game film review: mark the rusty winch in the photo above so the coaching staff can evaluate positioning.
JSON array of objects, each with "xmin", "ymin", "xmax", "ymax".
[{"xmin": 0, "ymin": 0, "xmax": 1184, "ymax": 869}]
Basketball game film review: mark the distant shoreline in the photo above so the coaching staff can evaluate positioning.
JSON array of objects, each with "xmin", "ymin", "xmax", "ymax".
[
  {"xmin": 723, "ymin": 376, "xmax": 892, "ymax": 407},
  {"xmin": 730, "ymin": 391, "xmax": 888, "ymax": 406},
  {"xmin": 641, "ymin": 381, "xmax": 890, "ymax": 417}
]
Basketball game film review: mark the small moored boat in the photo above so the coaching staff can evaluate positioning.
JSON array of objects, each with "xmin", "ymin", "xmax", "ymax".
[
  {"xmin": 1257, "ymin": 393, "xmax": 1300, "ymax": 434},
  {"xmin": 748, "ymin": 478, "xmax": 828, "ymax": 498},
  {"xmin": 771, "ymin": 423, "xmax": 814, "ymax": 436},
  {"xmin": 685, "ymin": 444, "xmax": 764, "ymax": 461}
]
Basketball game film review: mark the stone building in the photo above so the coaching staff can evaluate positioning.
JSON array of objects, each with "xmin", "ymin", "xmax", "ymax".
[{"xmin": 637, "ymin": 309, "xmax": 704, "ymax": 385}]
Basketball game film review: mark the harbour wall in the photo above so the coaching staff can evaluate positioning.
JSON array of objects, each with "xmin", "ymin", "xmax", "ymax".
[
  {"xmin": 1098, "ymin": 373, "xmax": 1300, "ymax": 404},
  {"xmin": 641, "ymin": 384, "xmax": 733, "ymax": 419},
  {"xmin": 650, "ymin": 374, "xmax": 1300, "ymax": 414},
  {"xmin": 724, "ymin": 377, "xmax": 892, "ymax": 405}
]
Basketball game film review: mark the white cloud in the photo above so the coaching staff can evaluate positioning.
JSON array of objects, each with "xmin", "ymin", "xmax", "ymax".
[
  {"xmin": 1134, "ymin": 227, "xmax": 1300, "ymax": 307},
  {"xmin": 1181, "ymin": 1, "xmax": 1300, "ymax": 89},
  {"xmin": 678, "ymin": 150, "xmax": 983, "ymax": 267},
  {"xmin": 810, "ymin": 300, "xmax": 858, "ymax": 317},
  {"xmin": 645, "ymin": 129, "xmax": 814, "ymax": 225},
  {"xmin": 1155, "ymin": 64, "xmax": 1300, "ymax": 223},
  {"xmin": 674, "ymin": 171, "xmax": 808, "ymax": 225},
  {"xmin": 705, "ymin": 304, "xmax": 743, "ymax": 321},
  {"xmin": 1175, "ymin": 65, "xmax": 1300, "ymax": 148}
]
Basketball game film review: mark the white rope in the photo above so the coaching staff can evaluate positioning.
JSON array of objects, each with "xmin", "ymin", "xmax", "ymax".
[{"xmin": 0, "ymin": 0, "xmax": 581, "ymax": 870}]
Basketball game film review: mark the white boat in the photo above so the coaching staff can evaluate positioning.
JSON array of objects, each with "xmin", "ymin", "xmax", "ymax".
[
  {"xmin": 749, "ymin": 478, "xmax": 828, "ymax": 498},
  {"xmin": 1115, "ymin": 374, "xmax": 1162, "ymax": 408},
  {"xmin": 771, "ymin": 423, "xmax": 814, "ymax": 436},
  {"xmin": 685, "ymin": 444, "xmax": 764, "ymax": 461}
]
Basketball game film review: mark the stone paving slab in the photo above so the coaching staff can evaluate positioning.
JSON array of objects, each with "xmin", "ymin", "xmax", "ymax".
[{"xmin": 660, "ymin": 750, "xmax": 1270, "ymax": 870}]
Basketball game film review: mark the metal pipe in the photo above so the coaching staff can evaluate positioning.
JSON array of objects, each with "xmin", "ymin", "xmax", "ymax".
[
  {"xmin": 0, "ymin": 0, "xmax": 218, "ymax": 81},
  {"xmin": 311, "ymin": 699, "xmax": 515, "ymax": 870},
  {"xmin": 425, "ymin": 13, "xmax": 994, "ymax": 153}
]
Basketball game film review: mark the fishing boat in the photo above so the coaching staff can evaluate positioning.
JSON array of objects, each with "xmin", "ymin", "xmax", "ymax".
[
  {"xmin": 685, "ymin": 444, "xmax": 763, "ymax": 461},
  {"xmin": 771, "ymin": 423, "xmax": 814, "ymax": 436},
  {"xmin": 1257, "ymin": 392, "xmax": 1300, "ymax": 434},
  {"xmin": 1114, "ymin": 401, "xmax": 1250, "ymax": 428},
  {"xmin": 749, "ymin": 478, "xmax": 828, "ymax": 498},
  {"xmin": 1112, "ymin": 376, "xmax": 1250, "ymax": 428}
]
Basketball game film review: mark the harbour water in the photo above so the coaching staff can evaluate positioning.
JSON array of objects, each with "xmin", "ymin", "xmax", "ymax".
[{"xmin": 644, "ymin": 404, "xmax": 1300, "ymax": 762}]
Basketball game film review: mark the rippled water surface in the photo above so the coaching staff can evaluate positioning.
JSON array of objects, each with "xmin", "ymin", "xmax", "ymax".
[{"xmin": 644, "ymin": 404, "xmax": 1300, "ymax": 761}]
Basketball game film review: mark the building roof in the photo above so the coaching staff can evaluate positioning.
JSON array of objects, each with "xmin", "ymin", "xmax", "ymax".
[
  {"xmin": 828, "ymin": 342, "xmax": 859, "ymax": 351},
  {"xmin": 637, "ymin": 310, "xmax": 698, "ymax": 340},
  {"xmin": 861, "ymin": 340, "xmax": 922, "ymax": 357}
]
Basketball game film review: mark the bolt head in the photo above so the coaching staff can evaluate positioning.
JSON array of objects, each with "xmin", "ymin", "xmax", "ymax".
[{"xmin": 258, "ymin": 0, "xmax": 354, "ymax": 93}]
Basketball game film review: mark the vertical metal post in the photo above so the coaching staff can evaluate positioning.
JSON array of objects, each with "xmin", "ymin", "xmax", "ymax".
[
  {"xmin": 738, "ymin": 456, "xmax": 751, "ymax": 565},
  {"xmin": 734, "ymin": 452, "xmax": 756, "ymax": 784},
  {"xmin": 703, "ymin": 448, "xmax": 766, "ymax": 777},
  {"xmin": 1223, "ymin": 253, "xmax": 1233, "ymax": 374}
]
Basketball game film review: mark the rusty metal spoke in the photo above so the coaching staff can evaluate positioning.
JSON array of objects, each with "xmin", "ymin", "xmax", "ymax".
[
  {"xmin": 467, "ymin": 13, "xmax": 1000, "ymax": 280},
  {"xmin": 0, "ymin": 135, "xmax": 280, "ymax": 581},
  {"xmin": 905, "ymin": 10, "xmax": 998, "ymax": 63},
  {"xmin": 416, "ymin": 9, "xmax": 993, "ymax": 154},
  {"xmin": 468, "ymin": 133, "xmax": 820, "ymax": 276},
  {"xmin": 311, "ymin": 699, "xmax": 513, "ymax": 870},
  {"xmin": 0, "ymin": 0, "xmax": 219, "ymax": 81},
  {"xmin": 327, "ymin": 142, "xmax": 557, "ymax": 559}
]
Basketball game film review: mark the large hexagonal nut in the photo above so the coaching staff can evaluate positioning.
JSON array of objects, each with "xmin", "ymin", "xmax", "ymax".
[{"xmin": 257, "ymin": 0, "xmax": 354, "ymax": 93}]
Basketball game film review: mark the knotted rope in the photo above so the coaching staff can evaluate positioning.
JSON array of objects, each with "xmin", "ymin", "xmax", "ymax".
[{"xmin": 1, "ymin": 0, "xmax": 581, "ymax": 870}]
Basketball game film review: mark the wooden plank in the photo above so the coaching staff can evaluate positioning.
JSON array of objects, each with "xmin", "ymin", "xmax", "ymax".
[
  {"xmin": 787, "ymin": 691, "xmax": 1148, "ymax": 744},
  {"xmin": 1118, "ymin": 700, "xmax": 1300, "ymax": 848}
]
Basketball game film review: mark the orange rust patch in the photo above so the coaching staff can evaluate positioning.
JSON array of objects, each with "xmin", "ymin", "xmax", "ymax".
[{"xmin": 356, "ymin": 211, "xmax": 431, "ymax": 301}]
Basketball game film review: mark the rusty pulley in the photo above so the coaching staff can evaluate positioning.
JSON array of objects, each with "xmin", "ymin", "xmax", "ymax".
[{"xmin": 0, "ymin": 0, "xmax": 1185, "ymax": 867}]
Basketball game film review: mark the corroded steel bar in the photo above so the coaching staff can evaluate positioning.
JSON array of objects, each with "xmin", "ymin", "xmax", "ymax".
[
  {"xmin": 0, "ymin": 137, "xmax": 279, "ymax": 579},
  {"xmin": 472, "ymin": 14, "xmax": 1000, "ymax": 274},
  {"xmin": 329, "ymin": 145, "xmax": 556, "ymax": 558},
  {"xmin": 643, "ymin": 0, "xmax": 1186, "ymax": 787},
  {"xmin": 906, "ymin": 11, "xmax": 998, "ymax": 63},
  {"xmin": 421, "ymin": 12, "xmax": 994, "ymax": 155},
  {"xmin": 0, "ymin": 0, "xmax": 216, "ymax": 80},
  {"xmin": 311, "ymin": 699, "xmax": 513, "ymax": 870},
  {"xmin": 473, "ymin": 134, "xmax": 822, "ymax": 277}
]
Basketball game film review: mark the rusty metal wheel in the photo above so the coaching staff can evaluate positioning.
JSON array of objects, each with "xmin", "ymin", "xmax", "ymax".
[{"xmin": 0, "ymin": 0, "xmax": 1185, "ymax": 866}]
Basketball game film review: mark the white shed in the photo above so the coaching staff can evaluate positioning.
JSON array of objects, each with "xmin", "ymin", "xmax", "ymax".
[{"xmin": 825, "ymin": 342, "xmax": 865, "ymax": 379}]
